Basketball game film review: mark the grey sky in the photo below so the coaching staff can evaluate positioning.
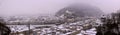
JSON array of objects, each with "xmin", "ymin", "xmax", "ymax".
[{"xmin": 0, "ymin": 0, "xmax": 120, "ymax": 16}]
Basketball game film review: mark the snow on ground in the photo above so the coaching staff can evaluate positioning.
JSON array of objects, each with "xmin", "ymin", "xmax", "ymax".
[
  {"xmin": 7, "ymin": 17, "xmax": 103, "ymax": 35},
  {"xmin": 77, "ymin": 28, "xmax": 96, "ymax": 35}
]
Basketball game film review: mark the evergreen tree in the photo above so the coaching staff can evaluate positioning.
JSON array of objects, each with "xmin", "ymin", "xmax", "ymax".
[{"xmin": 96, "ymin": 10, "xmax": 120, "ymax": 35}]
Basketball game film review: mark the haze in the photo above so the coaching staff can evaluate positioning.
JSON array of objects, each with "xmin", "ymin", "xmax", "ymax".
[{"xmin": 0, "ymin": 0, "xmax": 120, "ymax": 16}]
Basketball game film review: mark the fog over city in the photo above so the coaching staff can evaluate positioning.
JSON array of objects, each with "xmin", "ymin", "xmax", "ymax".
[
  {"xmin": 0, "ymin": 0, "xmax": 120, "ymax": 16},
  {"xmin": 1, "ymin": 0, "xmax": 120, "ymax": 35}
]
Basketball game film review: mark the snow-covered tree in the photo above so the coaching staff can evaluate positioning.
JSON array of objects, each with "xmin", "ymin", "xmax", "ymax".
[{"xmin": 96, "ymin": 10, "xmax": 120, "ymax": 35}]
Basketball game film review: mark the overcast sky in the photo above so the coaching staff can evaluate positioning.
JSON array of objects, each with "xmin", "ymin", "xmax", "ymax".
[{"xmin": 0, "ymin": 0, "xmax": 120, "ymax": 16}]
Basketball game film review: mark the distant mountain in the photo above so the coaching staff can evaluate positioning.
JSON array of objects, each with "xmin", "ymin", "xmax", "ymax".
[{"xmin": 55, "ymin": 4, "xmax": 104, "ymax": 18}]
